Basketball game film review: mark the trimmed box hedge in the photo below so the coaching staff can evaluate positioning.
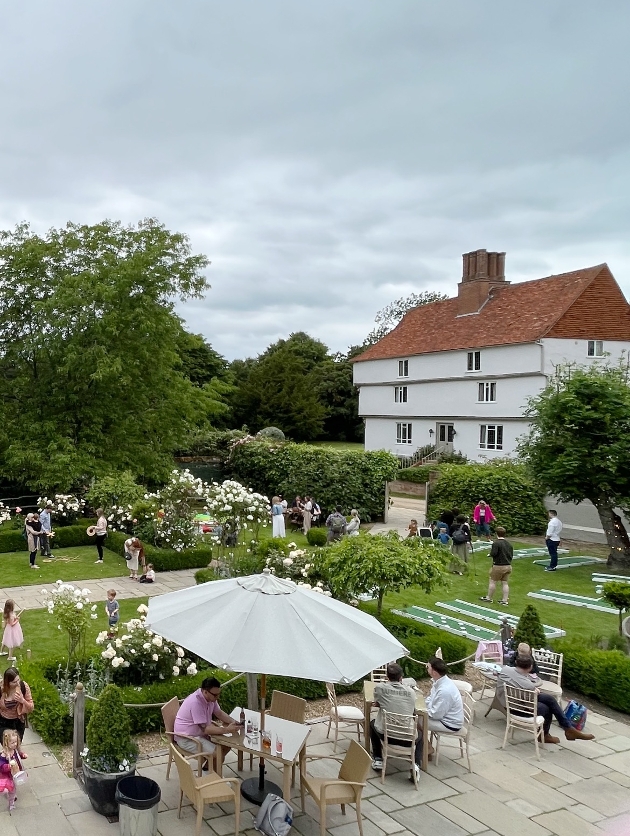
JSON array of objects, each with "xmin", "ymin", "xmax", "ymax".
[
  {"xmin": 558, "ymin": 642, "xmax": 630, "ymax": 715},
  {"xmin": 0, "ymin": 521, "xmax": 97, "ymax": 553},
  {"xmin": 105, "ymin": 531, "xmax": 213, "ymax": 572}
]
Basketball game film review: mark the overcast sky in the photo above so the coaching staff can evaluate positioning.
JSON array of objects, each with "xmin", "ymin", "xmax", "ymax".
[{"xmin": 1, "ymin": 2, "xmax": 629, "ymax": 359}]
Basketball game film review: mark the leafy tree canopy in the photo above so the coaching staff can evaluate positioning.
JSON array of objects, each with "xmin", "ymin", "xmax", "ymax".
[
  {"xmin": 364, "ymin": 290, "xmax": 448, "ymax": 346},
  {"xmin": 518, "ymin": 362, "xmax": 630, "ymax": 568},
  {"xmin": 0, "ymin": 218, "xmax": 226, "ymax": 490}
]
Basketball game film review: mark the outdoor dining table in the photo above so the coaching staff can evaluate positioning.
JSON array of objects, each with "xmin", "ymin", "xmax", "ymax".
[
  {"xmin": 210, "ymin": 707, "xmax": 311, "ymax": 802},
  {"xmin": 363, "ymin": 680, "xmax": 429, "ymax": 772}
]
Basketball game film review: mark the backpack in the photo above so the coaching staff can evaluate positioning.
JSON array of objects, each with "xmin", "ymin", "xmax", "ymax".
[
  {"xmin": 564, "ymin": 700, "xmax": 588, "ymax": 731},
  {"xmin": 452, "ymin": 527, "xmax": 469, "ymax": 545},
  {"xmin": 254, "ymin": 793, "xmax": 293, "ymax": 836},
  {"xmin": 331, "ymin": 514, "xmax": 345, "ymax": 534}
]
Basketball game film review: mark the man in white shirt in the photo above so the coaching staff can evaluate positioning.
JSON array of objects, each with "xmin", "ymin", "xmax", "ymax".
[
  {"xmin": 370, "ymin": 663, "xmax": 419, "ymax": 775},
  {"xmin": 544, "ymin": 510, "xmax": 563, "ymax": 572},
  {"xmin": 420, "ymin": 657, "xmax": 464, "ymax": 764}
]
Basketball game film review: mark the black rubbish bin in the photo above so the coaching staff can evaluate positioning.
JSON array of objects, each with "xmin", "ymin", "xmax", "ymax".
[{"xmin": 115, "ymin": 776, "xmax": 161, "ymax": 836}]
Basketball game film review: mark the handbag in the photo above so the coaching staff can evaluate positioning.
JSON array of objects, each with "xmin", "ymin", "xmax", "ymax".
[
  {"xmin": 564, "ymin": 699, "xmax": 588, "ymax": 731},
  {"xmin": 254, "ymin": 793, "xmax": 293, "ymax": 836}
]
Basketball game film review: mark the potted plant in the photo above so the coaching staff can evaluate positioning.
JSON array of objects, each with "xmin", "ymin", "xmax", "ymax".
[{"xmin": 81, "ymin": 684, "xmax": 138, "ymax": 816}]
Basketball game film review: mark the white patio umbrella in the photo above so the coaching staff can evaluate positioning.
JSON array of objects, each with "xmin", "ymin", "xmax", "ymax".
[{"xmin": 145, "ymin": 569, "xmax": 408, "ymax": 801}]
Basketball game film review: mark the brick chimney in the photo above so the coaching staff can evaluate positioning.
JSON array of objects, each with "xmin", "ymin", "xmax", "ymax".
[{"xmin": 457, "ymin": 249, "xmax": 508, "ymax": 315}]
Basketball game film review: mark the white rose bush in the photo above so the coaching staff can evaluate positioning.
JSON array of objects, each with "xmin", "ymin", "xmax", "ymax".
[
  {"xmin": 96, "ymin": 604, "xmax": 198, "ymax": 685},
  {"xmin": 264, "ymin": 545, "xmax": 331, "ymax": 594},
  {"xmin": 205, "ymin": 479, "xmax": 270, "ymax": 542},
  {"xmin": 37, "ymin": 493, "xmax": 85, "ymax": 524},
  {"xmin": 43, "ymin": 581, "xmax": 97, "ymax": 661}
]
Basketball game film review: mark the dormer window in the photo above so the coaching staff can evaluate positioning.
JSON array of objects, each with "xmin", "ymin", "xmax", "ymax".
[
  {"xmin": 398, "ymin": 359, "xmax": 409, "ymax": 377},
  {"xmin": 587, "ymin": 340, "xmax": 604, "ymax": 357}
]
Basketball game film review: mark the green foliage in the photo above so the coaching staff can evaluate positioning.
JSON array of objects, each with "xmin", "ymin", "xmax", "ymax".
[
  {"xmin": 559, "ymin": 641, "xmax": 630, "ymax": 714},
  {"xmin": 106, "ymin": 530, "xmax": 213, "ymax": 571},
  {"xmin": 85, "ymin": 684, "xmax": 138, "ymax": 772},
  {"xmin": 177, "ymin": 331, "xmax": 230, "ymax": 389},
  {"xmin": 255, "ymin": 538, "xmax": 290, "ymax": 559},
  {"xmin": 309, "ymin": 355, "xmax": 364, "ymax": 442},
  {"xmin": 257, "ymin": 427, "xmax": 285, "ymax": 441},
  {"xmin": 397, "ymin": 466, "xmax": 435, "ymax": 484},
  {"xmin": 86, "ymin": 471, "xmax": 145, "ymax": 515},
  {"xmin": 229, "ymin": 440, "xmax": 399, "ymax": 521},
  {"xmin": 601, "ymin": 582, "xmax": 630, "ymax": 634},
  {"xmin": 427, "ymin": 462, "xmax": 547, "ymax": 535},
  {"xmin": 0, "ymin": 522, "xmax": 95, "ymax": 553},
  {"xmin": 306, "ymin": 528, "xmax": 328, "ymax": 547},
  {"xmin": 175, "ymin": 428, "xmax": 248, "ymax": 460},
  {"xmin": 513, "ymin": 604, "xmax": 547, "ymax": 650},
  {"xmin": 607, "ymin": 633, "xmax": 628, "ymax": 653},
  {"xmin": 325, "ymin": 531, "xmax": 449, "ymax": 615},
  {"xmin": 18, "ymin": 659, "xmax": 74, "ymax": 744},
  {"xmin": 195, "ymin": 568, "xmax": 217, "ymax": 584},
  {"xmin": 0, "ymin": 219, "xmax": 223, "ymax": 490},
  {"xmin": 519, "ymin": 362, "xmax": 630, "ymax": 567},
  {"xmin": 364, "ymin": 291, "xmax": 449, "ymax": 346},
  {"xmin": 361, "ymin": 606, "xmax": 470, "ymax": 676}
]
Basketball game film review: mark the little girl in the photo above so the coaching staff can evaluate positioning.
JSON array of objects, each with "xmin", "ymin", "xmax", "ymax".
[
  {"xmin": 0, "ymin": 729, "xmax": 22, "ymax": 812},
  {"xmin": 1, "ymin": 600, "xmax": 23, "ymax": 662}
]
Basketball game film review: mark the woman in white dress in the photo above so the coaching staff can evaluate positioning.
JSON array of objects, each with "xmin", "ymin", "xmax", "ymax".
[
  {"xmin": 346, "ymin": 509, "xmax": 361, "ymax": 536},
  {"xmin": 124, "ymin": 536, "xmax": 145, "ymax": 580},
  {"xmin": 271, "ymin": 496, "xmax": 286, "ymax": 538},
  {"xmin": 302, "ymin": 497, "xmax": 313, "ymax": 534}
]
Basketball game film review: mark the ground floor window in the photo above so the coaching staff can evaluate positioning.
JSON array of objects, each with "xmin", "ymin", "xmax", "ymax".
[
  {"xmin": 479, "ymin": 424, "xmax": 503, "ymax": 450},
  {"xmin": 396, "ymin": 422, "xmax": 412, "ymax": 444}
]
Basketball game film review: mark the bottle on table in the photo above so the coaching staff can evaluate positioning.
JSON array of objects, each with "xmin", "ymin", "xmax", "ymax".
[{"xmin": 240, "ymin": 707, "xmax": 246, "ymax": 726}]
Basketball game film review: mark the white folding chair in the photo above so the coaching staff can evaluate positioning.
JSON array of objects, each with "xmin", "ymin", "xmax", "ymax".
[
  {"xmin": 430, "ymin": 692, "xmax": 475, "ymax": 772},
  {"xmin": 533, "ymin": 648, "xmax": 564, "ymax": 701},
  {"xmin": 325, "ymin": 683, "xmax": 364, "ymax": 751},
  {"xmin": 370, "ymin": 666, "xmax": 389, "ymax": 684},
  {"xmin": 502, "ymin": 685, "xmax": 545, "ymax": 760},
  {"xmin": 381, "ymin": 711, "xmax": 419, "ymax": 790}
]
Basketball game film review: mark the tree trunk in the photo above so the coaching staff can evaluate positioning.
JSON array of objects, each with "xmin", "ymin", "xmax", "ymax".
[
  {"xmin": 594, "ymin": 500, "xmax": 630, "ymax": 569},
  {"xmin": 377, "ymin": 588, "xmax": 384, "ymax": 617}
]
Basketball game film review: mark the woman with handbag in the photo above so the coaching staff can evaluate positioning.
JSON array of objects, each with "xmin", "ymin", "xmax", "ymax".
[
  {"xmin": 0, "ymin": 668, "xmax": 34, "ymax": 749},
  {"xmin": 123, "ymin": 537, "xmax": 145, "ymax": 580}
]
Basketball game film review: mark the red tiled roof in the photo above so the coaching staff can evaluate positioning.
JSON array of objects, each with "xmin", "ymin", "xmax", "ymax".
[{"xmin": 353, "ymin": 264, "xmax": 630, "ymax": 362}]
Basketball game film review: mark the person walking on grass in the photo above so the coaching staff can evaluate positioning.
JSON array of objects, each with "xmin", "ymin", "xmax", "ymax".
[
  {"xmin": 473, "ymin": 500, "xmax": 495, "ymax": 540},
  {"xmin": 480, "ymin": 526, "xmax": 513, "ymax": 606},
  {"xmin": 94, "ymin": 508, "xmax": 108, "ymax": 563},
  {"xmin": 544, "ymin": 509, "xmax": 563, "ymax": 572},
  {"xmin": 39, "ymin": 501, "xmax": 53, "ymax": 559}
]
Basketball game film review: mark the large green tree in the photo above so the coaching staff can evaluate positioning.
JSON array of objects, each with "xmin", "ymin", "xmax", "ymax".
[
  {"xmin": 518, "ymin": 363, "xmax": 630, "ymax": 569},
  {"xmin": 0, "ymin": 219, "xmax": 224, "ymax": 490},
  {"xmin": 364, "ymin": 290, "xmax": 449, "ymax": 346}
]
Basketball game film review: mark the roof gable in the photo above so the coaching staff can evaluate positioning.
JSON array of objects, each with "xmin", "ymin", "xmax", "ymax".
[{"xmin": 354, "ymin": 264, "xmax": 629, "ymax": 362}]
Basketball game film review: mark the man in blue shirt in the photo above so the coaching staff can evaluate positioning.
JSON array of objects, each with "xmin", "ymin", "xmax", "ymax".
[{"xmin": 39, "ymin": 502, "xmax": 53, "ymax": 558}]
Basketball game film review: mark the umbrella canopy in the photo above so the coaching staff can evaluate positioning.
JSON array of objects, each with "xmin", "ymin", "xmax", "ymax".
[{"xmin": 145, "ymin": 570, "xmax": 407, "ymax": 683}]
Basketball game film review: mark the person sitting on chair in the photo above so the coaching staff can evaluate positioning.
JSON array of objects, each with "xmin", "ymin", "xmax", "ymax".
[
  {"xmin": 497, "ymin": 655, "xmax": 594, "ymax": 744},
  {"xmin": 174, "ymin": 677, "xmax": 243, "ymax": 770},
  {"xmin": 419, "ymin": 657, "xmax": 463, "ymax": 765},
  {"xmin": 369, "ymin": 663, "xmax": 421, "ymax": 779}
]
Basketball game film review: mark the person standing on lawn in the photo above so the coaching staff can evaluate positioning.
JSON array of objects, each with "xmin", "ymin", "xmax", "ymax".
[
  {"xmin": 94, "ymin": 508, "xmax": 108, "ymax": 563},
  {"xmin": 473, "ymin": 500, "xmax": 495, "ymax": 540},
  {"xmin": 544, "ymin": 510, "xmax": 563, "ymax": 572},
  {"xmin": 25, "ymin": 514, "xmax": 41, "ymax": 570},
  {"xmin": 39, "ymin": 502, "xmax": 53, "ymax": 558},
  {"xmin": 480, "ymin": 526, "xmax": 513, "ymax": 606}
]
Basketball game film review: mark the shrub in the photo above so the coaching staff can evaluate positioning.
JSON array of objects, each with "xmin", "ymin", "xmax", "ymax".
[
  {"xmin": 195, "ymin": 569, "xmax": 216, "ymax": 584},
  {"xmin": 228, "ymin": 440, "xmax": 398, "ymax": 522},
  {"xmin": 307, "ymin": 528, "xmax": 327, "ymax": 547},
  {"xmin": 513, "ymin": 604, "xmax": 547, "ymax": 650},
  {"xmin": 255, "ymin": 538, "xmax": 289, "ymax": 560},
  {"xmin": 43, "ymin": 582, "xmax": 99, "ymax": 662},
  {"xmin": 397, "ymin": 466, "xmax": 436, "ymax": 484},
  {"xmin": 0, "ymin": 529, "xmax": 29, "ymax": 552},
  {"xmin": 558, "ymin": 641, "xmax": 630, "ymax": 714},
  {"xmin": 19, "ymin": 659, "xmax": 74, "ymax": 744},
  {"xmin": 427, "ymin": 462, "xmax": 547, "ymax": 535},
  {"xmin": 257, "ymin": 427, "xmax": 285, "ymax": 441},
  {"xmin": 54, "ymin": 523, "xmax": 96, "ymax": 548},
  {"xmin": 86, "ymin": 471, "xmax": 145, "ymax": 516},
  {"xmin": 601, "ymin": 582, "xmax": 630, "ymax": 634},
  {"xmin": 607, "ymin": 633, "xmax": 628, "ymax": 653},
  {"xmin": 176, "ymin": 428, "xmax": 248, "ymax": 460},
  {"xmin": 106, "ymin": 530, "xmax": 213, "ymax": 571},
  {"xmin": 84, "ymin": 684, "xmax": 138, "ymax": 773}
]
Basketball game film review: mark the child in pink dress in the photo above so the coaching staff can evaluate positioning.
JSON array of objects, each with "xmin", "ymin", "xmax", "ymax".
[
  {"xmin": 1, "ymin": 600, "xmax": 23, "ymax": 662},
  {"xmin": 0, "ymin": 729, "xmax": 22, "ymax": 812}
]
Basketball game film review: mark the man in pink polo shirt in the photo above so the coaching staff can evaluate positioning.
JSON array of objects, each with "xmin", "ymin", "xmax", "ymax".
[{"xmin": 174, "ymin": 677, "xmax": 242, "ymax": 769}]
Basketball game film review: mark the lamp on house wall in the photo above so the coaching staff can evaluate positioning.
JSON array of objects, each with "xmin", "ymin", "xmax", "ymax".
[{"xmin": 429, "ymin": 428, "xmax": 434, "ymax": 438}]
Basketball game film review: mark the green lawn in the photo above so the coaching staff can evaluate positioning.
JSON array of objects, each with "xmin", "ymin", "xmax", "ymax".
[
  {"xmin": 382, "ymin": 541, "xmax": 617, "ymax": 645},
  {"xmin": 0, "ymin": 545, "xmax": 127, "ymax": 587}
]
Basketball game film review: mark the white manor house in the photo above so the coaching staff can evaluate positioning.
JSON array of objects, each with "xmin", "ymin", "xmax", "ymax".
[{"xmin": 353, "ymin": 249, "xmax": 630, "ymax": 463}]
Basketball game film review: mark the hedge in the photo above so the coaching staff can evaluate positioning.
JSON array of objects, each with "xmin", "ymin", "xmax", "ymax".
[
  {"xmin": 558, "ymin": 642, "xmax": 630, "ymax": 714},
  {"xmin": 397, "ymin": 466, "xmax": 435, "ymax": 484},
  {"xmin": 427, "ymin": 462, "xmax": 547, "ymax": 536},
  {"xmin": 105, "ymin": 531, "xmax": 213, "ymax": 572},
  {"xmin": 0, "ymin": 521, "xmax": 97, "ymax": 553},
  {"xmin": 228, "ymin": 440, "xmax": 399, "ymax": 521}
]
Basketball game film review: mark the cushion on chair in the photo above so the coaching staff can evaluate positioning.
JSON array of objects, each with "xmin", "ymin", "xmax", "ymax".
[
  {"xmin": 335, "ymin": 706, "xmax": 365, "ymax": 721},
  {"xmin": 511, "ymin": 715, "xmax": 545, "ymax": 725}
]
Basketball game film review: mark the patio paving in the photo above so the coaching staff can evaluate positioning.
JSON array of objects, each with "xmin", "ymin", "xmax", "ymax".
[{"xmin": 2, "ymin": 685, "xmax": 629, "ymax": 835}]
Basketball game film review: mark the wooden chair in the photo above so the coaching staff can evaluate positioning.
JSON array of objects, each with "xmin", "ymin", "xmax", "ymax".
[
  {"xmin": 478, "ymin": 650, "xmax": 504, "ymax": 700},
  {"xmin": 162, "ymin": 696, "xmax": 205, "ymax": 779},
  {"xmin": 326, "ymin": 683, "xmax": 364, "ymax": 751},
  {"xmin": 502, "ymin": 685, "xmax": 545, "ymax": 760},
  {"xmin": 381, "ymin": 711, "xmax": 419, "ymax": 790},
  {"xmin": 248, "ymin": 690, "xmax": 306, "ymax": 776},
  {"xmin": 300, "ymin": 739, "xmax": 371, "ymax": 836},
  {"xmin": 430, "ymin": 692, "xmax": 475, "ymax": 772},
  {"xmin": 453, "ymin": 680, "xmax": 473, "ymax": 696},
  {"xmin": 171, "ymin": 746, "xmax": 241, "ymax": 836}
]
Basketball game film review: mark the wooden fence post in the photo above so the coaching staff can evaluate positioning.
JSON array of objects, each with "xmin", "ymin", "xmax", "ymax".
[{"xmin": 72, "ymin": 682, "xmax": 85, "ymax": 778}]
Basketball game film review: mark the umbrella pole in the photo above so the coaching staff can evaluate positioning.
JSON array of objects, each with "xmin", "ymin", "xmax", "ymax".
[{"xmin": 241, "ymin": 673, "xmax": 283, "ymax": 806}]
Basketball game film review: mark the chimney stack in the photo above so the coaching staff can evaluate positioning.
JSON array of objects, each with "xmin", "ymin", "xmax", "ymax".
[{"xmin": 457, "ymin": 249, "xmax": 508, "ymax": 315}]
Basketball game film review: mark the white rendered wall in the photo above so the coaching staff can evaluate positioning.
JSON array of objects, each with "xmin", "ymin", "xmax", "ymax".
[{"xmin": 542, "ymin": 339, "xmax": 630, "ymax": 373}]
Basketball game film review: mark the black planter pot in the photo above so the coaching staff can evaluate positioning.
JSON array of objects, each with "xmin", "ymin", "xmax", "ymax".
[{"xmin": 82, "ymin": 761, "xmax": 136, "ymax": 817}]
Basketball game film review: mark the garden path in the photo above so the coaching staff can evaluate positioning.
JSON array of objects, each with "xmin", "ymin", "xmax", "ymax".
[
  {"xmin": 4, "ymin": 686, "xmax": 630, "ymax": 835},
  {"xmin": 0, "ymin": 568, "xmax": 199, "ymax": 611}
]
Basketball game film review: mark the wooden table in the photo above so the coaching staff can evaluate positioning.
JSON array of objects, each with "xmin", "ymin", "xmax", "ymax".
[
  {"xmin": 363, "ymin": 680, "xmax": 429, "ymax": 772},
  {"xmin": 210, "ymin": 708, "xmax": 311, "ymax": 802}
]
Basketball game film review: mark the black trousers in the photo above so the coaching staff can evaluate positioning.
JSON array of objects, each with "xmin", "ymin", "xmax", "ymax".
[
  {"xmin": 96, "ymin": 534, "xmax": 106, "ymax": 560},
  {"xmin": 0, "ymin": 716, "xmax": 26, "ymax": 741},
  {"xmin": 370, "ymin": 719, "xmax": 422, "ymax": 766}
]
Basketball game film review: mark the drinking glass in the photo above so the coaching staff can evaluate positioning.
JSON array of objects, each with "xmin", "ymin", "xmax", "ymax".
[{"xmin": 275, "ymin": 735, "xmax": 283, "ymax": 756}]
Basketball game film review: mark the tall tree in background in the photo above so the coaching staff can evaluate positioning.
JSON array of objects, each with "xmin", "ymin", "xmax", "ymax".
[
  {"xmin": 518, "ymin": 362, "xmax": 630, "ymax": 569},
  {"xmin": 0, "ymin": 219, "xmax": 225, "ymax": 490},
  {"xmin": 364, "ymin": 290, "xmax": 448, "ymax": 346}
]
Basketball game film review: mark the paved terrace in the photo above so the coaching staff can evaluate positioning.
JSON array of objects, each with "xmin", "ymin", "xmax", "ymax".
[{"xmin": 2, "ymin": 687, "xmax": 629, "ymax": 836}]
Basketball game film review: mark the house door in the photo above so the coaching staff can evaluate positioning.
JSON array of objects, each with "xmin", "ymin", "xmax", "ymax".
[{"xmin": 436, "ymin": 423, "xmax": 455, "ymax": 453}]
